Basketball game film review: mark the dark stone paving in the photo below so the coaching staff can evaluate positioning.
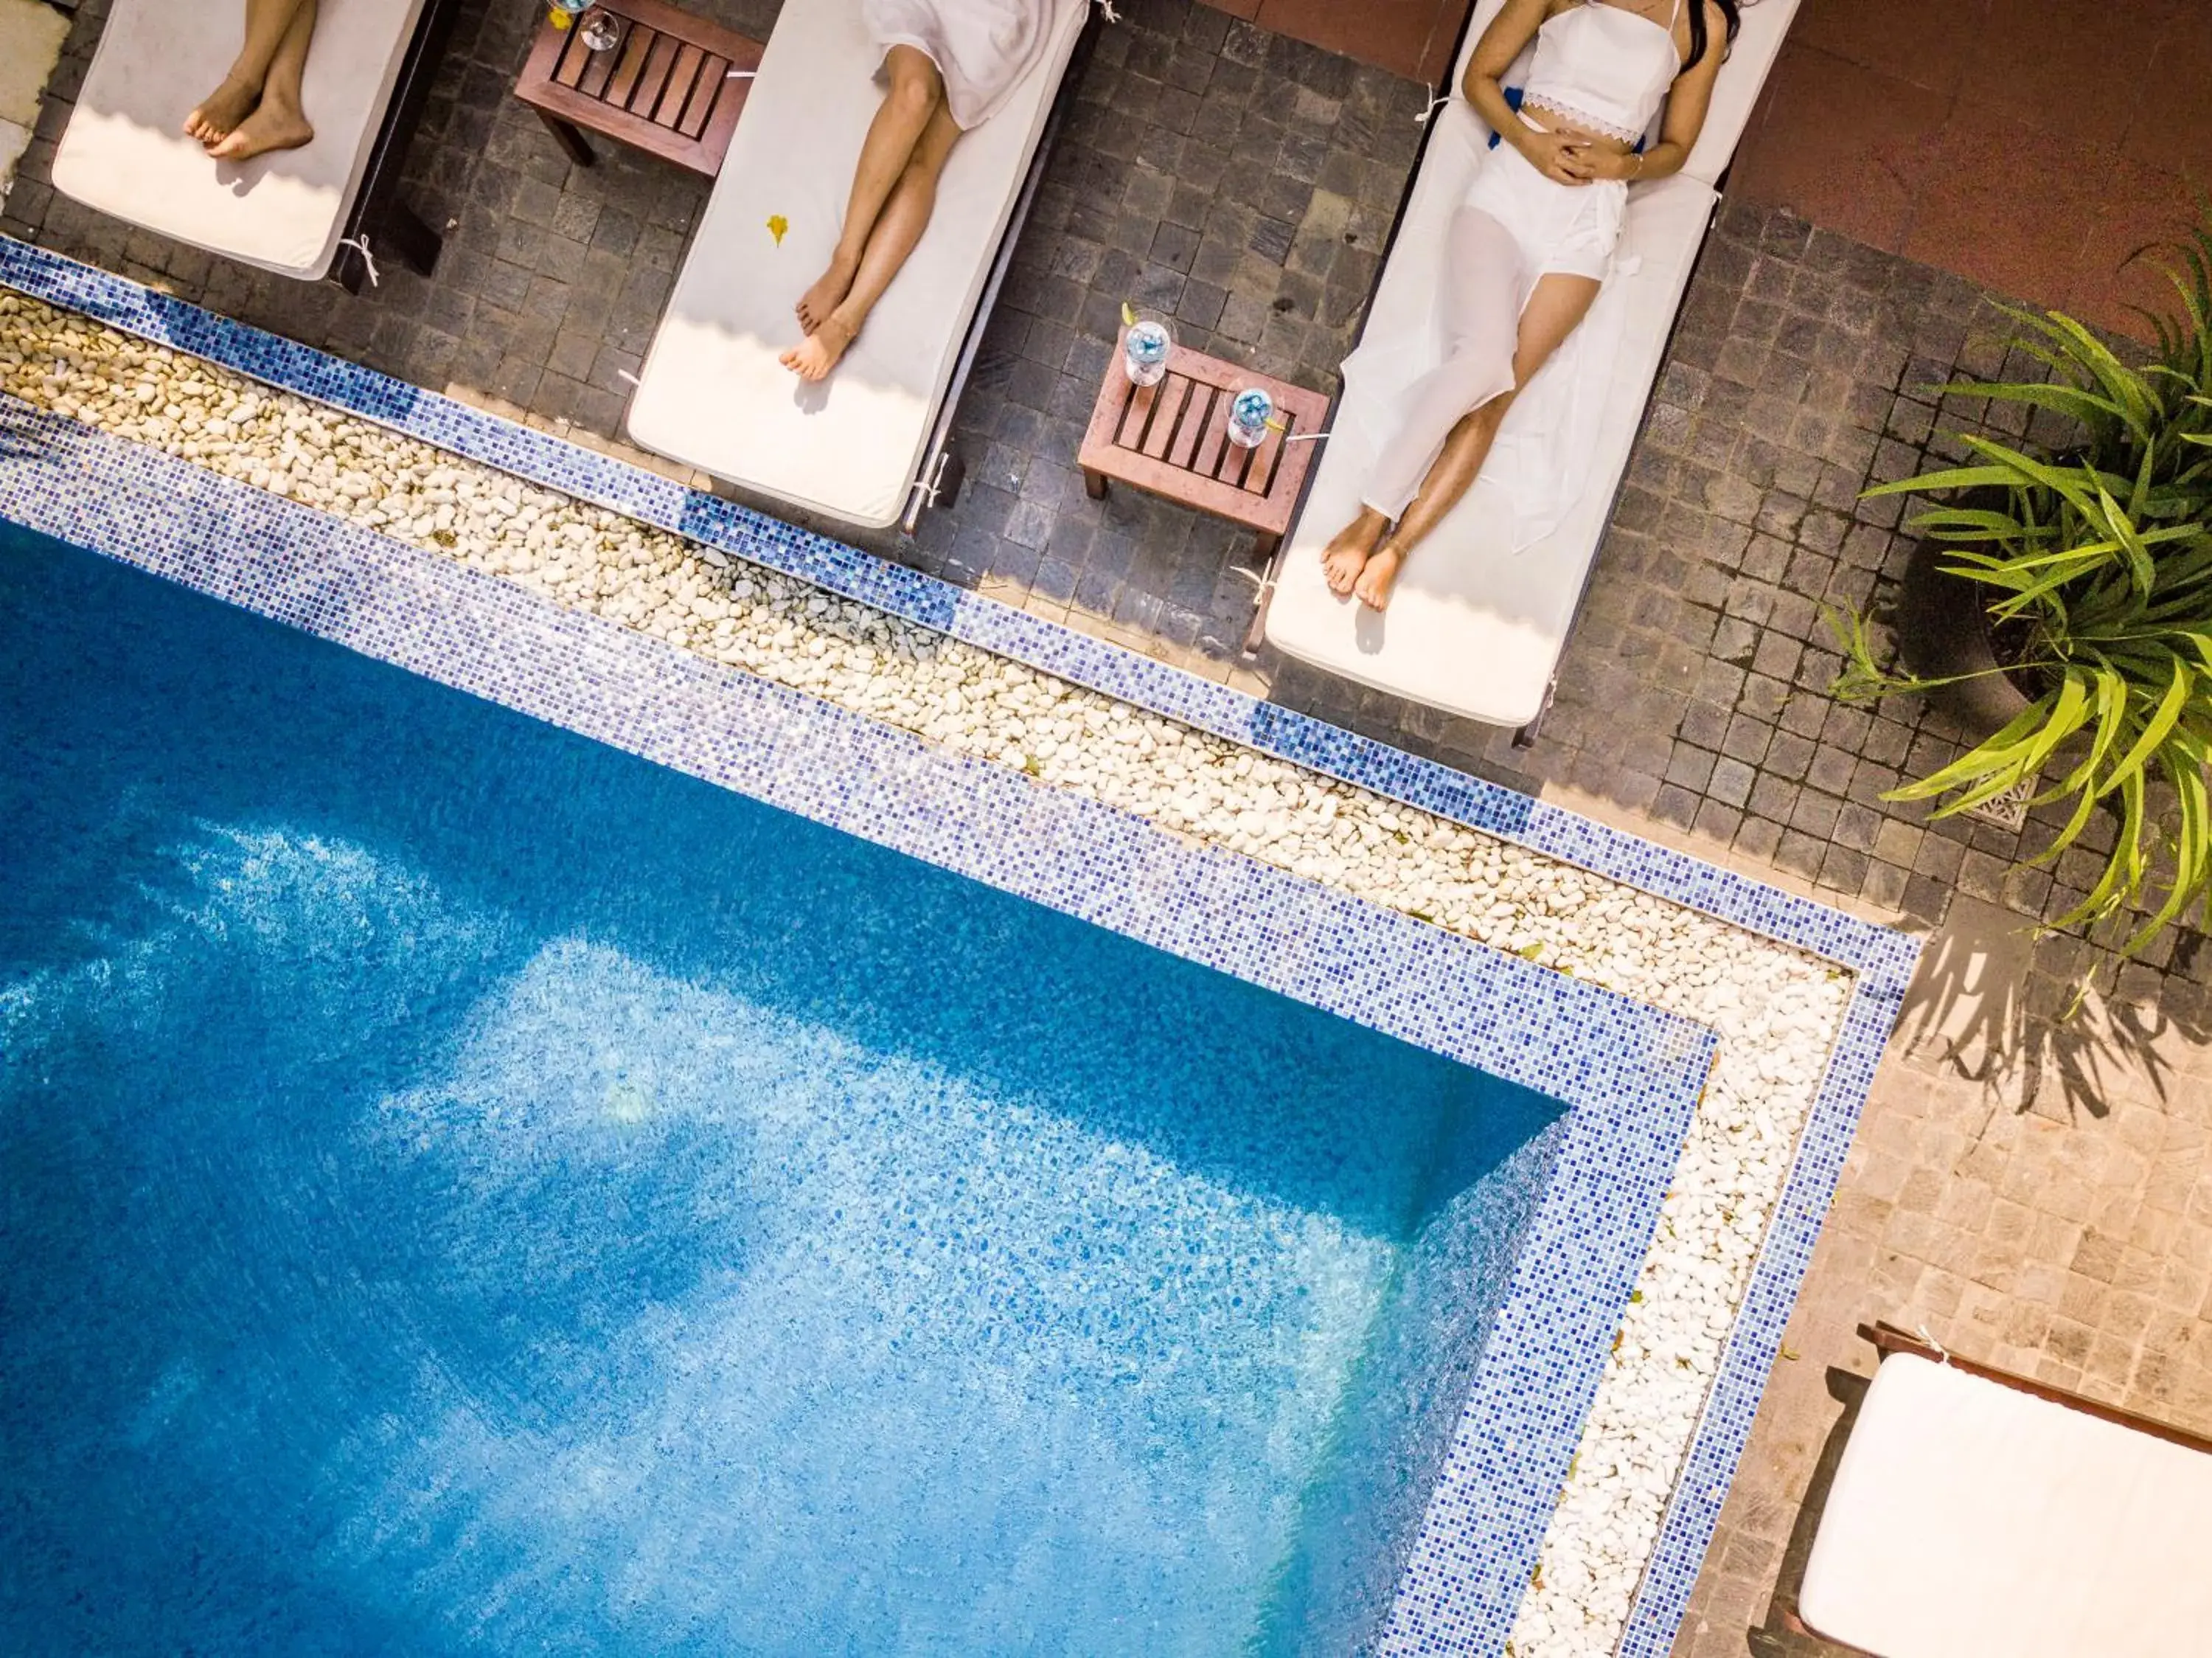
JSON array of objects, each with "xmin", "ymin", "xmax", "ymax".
[{"xmin": 13, "ymin": 0, "xmax": 2212, "ymax": 1019}]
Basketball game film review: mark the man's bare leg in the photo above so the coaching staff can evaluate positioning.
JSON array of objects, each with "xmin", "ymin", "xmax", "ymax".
[
  {"xmin": 782, "ymin": 99, "xmax": 961, "ymax": 381},
  {"xmin": 1322, "ymin": 506, "xmax": 1389, "ymax": 594},
  {"xmin": 795, "ymin": 47, "xmax": 945, "ymax": 336},
  {"xmin": 186, "ymin": 0, "xmax": 311, "ymax": 146},
  {"xmin": 1354, "ymin": 271, "xmax": 1601, "ymax": 611}
]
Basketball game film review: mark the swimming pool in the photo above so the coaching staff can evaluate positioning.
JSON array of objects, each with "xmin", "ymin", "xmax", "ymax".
[{"xmin": 0, "ymin": 521, "xmax": 1669, "ymax": 1655}]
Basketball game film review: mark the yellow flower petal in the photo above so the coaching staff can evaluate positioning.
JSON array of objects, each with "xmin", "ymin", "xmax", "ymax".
[{"xmin": 767, "ymin": 215, "xmax": 789, "ymax": 246}]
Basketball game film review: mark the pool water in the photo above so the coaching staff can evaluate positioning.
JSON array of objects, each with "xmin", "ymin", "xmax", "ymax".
[{"xmin": 0, "ymin": 527, "xmax": 1565, "ymax": 1656}]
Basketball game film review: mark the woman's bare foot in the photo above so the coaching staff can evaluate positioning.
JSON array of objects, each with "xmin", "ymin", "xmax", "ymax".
[
  {"xmin": 185, "ymin": 75, "xmax": 260, "ymax": 146},
  {"xmin": 208, "ymin": 100, "xmax": 314, "ymax": 162},
  {"xmin": 796, "ymin": 256, "xmax": 859, "ymax": 336},
  {"xmin": 779, "ymin": 312, "xmax": 858, "ymax": 382},
  {"xmin": 1353, "ymin": 542, "xmax": 1405, "ymax": 611},
  {"xmin": 1321, "ymin": 507, "xmax": 1388, "ymax": 595}
]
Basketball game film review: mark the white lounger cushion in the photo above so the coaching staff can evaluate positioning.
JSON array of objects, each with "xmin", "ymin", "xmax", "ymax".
[
  {"xmin": 1262, "ymin": 0, "xmax": 1798, "ymax": 728},
  {"xmin": 51, "ymin": 0, "xmax": 425, "ymax": 282},
  {"xmin": 626, "ymin": 0, "xmax": 1087, "ymax": 530},
  {"xmin": 1799, "ymin": 1354, "xmax": 2212, "ymax": 1658}
]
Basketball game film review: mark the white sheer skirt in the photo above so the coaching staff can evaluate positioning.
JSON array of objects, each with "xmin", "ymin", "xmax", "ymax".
[{"xmin": 1346, "ymin": 136, "xmax": 1632, "ymax": 538}]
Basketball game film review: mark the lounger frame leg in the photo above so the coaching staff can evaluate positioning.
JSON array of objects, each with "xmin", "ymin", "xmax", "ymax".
[
  {"xmin": 330, "ymin": 0, "xmax": 466, "ymax": 294},
  {"xmin": 899, "ymin": 447, "xmax": 965, "ymax": 537},
  {"xmin": 1083, "ymin": 466, "xmax": 1106, "ymax": 501},
  {"xmin": 1241, "ymin": 597, "xmax": 1270, "ymax": 658},
  {"xmin": 932, "ymin": 448, "xmax": 966, "ymax": 514},
  {"xmin": 1776, "ymin": 1608, "xmax": 1878, "ymax": 1656},
  {"xmin": 1514, "ymin": 678, "xmax": 1554, "ymax": 749},
  {"xmin": 380, "ymin": 200, "xmax": 443, "ymax": 279},
  {"xmin": 1243, "ymin": 537, "xmax": 1284, "ymax": 659}
]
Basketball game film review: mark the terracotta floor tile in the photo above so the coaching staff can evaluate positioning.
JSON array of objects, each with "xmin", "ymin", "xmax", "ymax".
[
  {"xmin": 1792, "ymin": 0, "xmax": 1989, "ymax": 97},
  {"xmin": 1964, "ymin": 0, "xmax": 2166, "ymax": 150},
  {"xmin": 1727, "ymin": 44, "xmax": 1947, "ymax": 254},
  {"xmin": 1898, "ymin": 94, "xmax": 2115, "ymax": 313},
  {"xmin": 2119, "ymin": 1, "xmax": 2212, "ymax": 188},
  {"xmin": 1253, "ymin": 0, "xmax": 1454, "ymax": 82},
  {"xmin": 1416, "ymin": 0, "xmax": 1475, "ymax": 87},
  {"xmin": 2067, "ymin": 157, "xmax": 2205, "ymax": 341}
]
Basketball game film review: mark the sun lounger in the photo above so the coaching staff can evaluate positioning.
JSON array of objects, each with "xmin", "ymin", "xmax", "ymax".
[
  {"xmin": 1257, "ymin": 0, "xmax": 1801, "ymax": 734},
  {"xmin": 625, "ymin": 0, "xmax": 1091, "ymax": 533},
  {"xmin": 51, "ymin": 0, "xmax": 456, "ymax": 290},
  {"xmin": 1792, "ymin": 1322, "xmax": 2212, "ymax": 1658}
]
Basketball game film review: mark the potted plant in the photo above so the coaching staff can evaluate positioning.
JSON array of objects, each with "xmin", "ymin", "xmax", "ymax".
[{"xmin": 1829, "ymin": 215, "xmax": 2212, "ymax": 960}]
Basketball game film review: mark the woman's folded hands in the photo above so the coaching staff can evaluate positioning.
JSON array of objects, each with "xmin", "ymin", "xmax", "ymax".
[{"xmin": 1512, "ymin": 124, "xmax": 1630, "ymax": 185}]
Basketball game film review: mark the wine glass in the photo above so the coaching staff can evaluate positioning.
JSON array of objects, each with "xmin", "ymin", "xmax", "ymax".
[{"xmin": 578, "ymin": 6, "xmax": 622, "ymax": 50}]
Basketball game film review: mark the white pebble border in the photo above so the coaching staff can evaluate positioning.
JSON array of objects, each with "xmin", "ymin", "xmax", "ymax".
[{"xmin": 0, "ymin": 293, "xmax": 1854, "ymax": 1658}]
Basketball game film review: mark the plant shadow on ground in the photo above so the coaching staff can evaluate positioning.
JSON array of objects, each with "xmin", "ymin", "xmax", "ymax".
[{"xmin": 1896, "ymin": 889, "xmax": 2211, "ymax": 1123}]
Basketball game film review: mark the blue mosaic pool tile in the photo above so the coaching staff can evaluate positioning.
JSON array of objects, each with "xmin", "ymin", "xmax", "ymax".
[
  {"xmin": 0, "ymin": 237, "xmax": 1923, "ymax": 1657},
  {"xmin": 1, "ymin": 397, "xmax": 1725, "ymax": 1655}
]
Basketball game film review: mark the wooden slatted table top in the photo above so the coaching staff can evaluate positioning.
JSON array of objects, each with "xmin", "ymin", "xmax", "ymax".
[
  {"xmin": 1077, "ymin": 333, "xmax": 1332, "ymax": 542},
  {"xmin": 515, "ymin": 0, "xmax": 764, "ymax": 176}
]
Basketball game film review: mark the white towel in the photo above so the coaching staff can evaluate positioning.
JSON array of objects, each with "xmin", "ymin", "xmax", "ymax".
[{"xmin": 861, "ymin": 0, "xmax": 1068, "ymax": 129}]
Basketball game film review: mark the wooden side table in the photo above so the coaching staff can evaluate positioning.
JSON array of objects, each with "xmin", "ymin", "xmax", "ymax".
[
  {"xmin": 514, "ymin": 0, "xmax": 764, "ymax": 177},
  {"xmin": 1077, "ymin": 334, "xmax": 1331, "ymax": 561}
]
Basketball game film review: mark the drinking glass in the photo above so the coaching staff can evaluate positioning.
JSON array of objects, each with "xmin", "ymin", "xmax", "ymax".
[
  {"xmin": 578, "ymin": 6, "xmax": 622, "ymax": 49},
  {"xmin": 1122, "ymin": 319, "xmax": 1173, "ymax": 387},
  {"xmin": 1226, "ymin": 386, "xmax": 1275, "ymax": 448}
]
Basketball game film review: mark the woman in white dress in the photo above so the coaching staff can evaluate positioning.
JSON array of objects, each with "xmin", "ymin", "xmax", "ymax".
[
  {"xmin": 783, "ymin": 0, "xmax": 1071, "ymax": 381},
  {"xmin": 1323, "ymin": 0, "xmax": 1738, "ymax": 610}
]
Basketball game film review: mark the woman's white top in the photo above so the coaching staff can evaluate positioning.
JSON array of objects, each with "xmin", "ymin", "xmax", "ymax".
[{"xmin": 1521, "ymin": 0, "xmax": 1682, "ymax": 145}]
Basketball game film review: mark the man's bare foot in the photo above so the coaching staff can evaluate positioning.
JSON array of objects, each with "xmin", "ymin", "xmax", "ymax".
[
  {"xmin": 185, "ymin": 75, "xmax": 260, "ymax": 146},
  {"xmin": 779, "ymin": 313, "xmax": 858, "ymax": 382},
  {"xmin": 796, "ymin": 257, "xmax": 858, "ymax": 335},
  {"xmin": 1321, "ymin": 507, "xmax": 1388, "ymax": 595},
  {"xmin": 1353, "ymin": 542, "xmax": 1405, "ymax": 611},
  {"xmin": 208, "ymin": 101, "xmax": 314, "ymax": 162}
]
